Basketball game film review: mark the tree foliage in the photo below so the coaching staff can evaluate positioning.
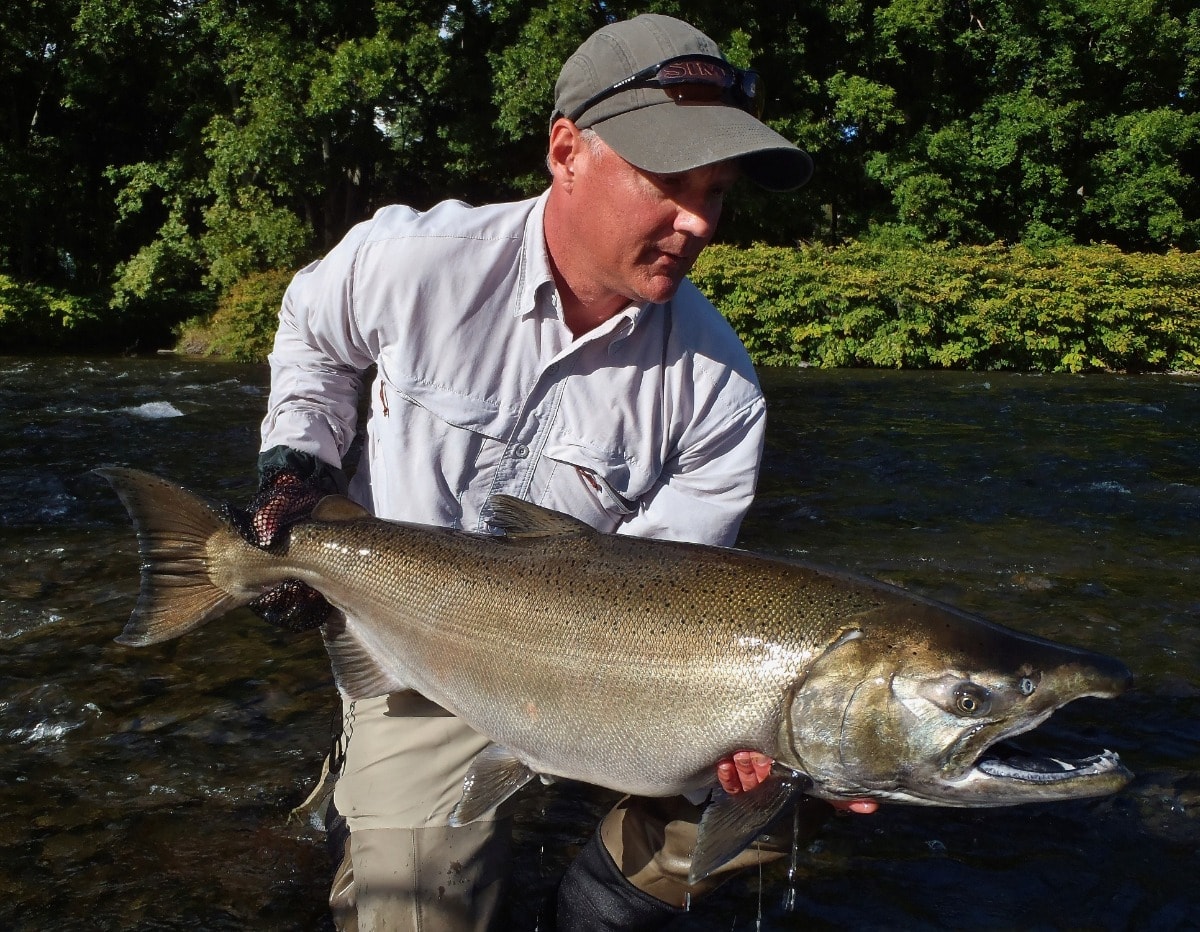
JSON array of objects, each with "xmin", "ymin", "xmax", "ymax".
[{"xmin": 0, "ymin": 0, "xmax": 1196, "ymax": 353}]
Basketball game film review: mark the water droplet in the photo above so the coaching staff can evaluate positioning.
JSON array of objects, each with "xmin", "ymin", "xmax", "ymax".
[{"xmin": 782, "ymin": 804, "xmax": 802, "ymax": 912}]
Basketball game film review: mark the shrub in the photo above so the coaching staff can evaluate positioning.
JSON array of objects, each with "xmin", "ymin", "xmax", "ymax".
[
  {"xmin": 179, "ymin": 268, "xmax": 292, "ymax": 362},
  {"xmin": 692, "ymin": 243, "xmax": 1200, "ymax": 372}
]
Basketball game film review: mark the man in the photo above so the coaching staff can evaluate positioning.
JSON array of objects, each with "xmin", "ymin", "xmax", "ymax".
[{"xmin": 249, "ymin": 12, "xmax": 872, "ymax": 931}]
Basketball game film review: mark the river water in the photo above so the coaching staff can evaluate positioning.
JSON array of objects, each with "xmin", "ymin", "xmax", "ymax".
[{"xmin": 2, "ymin": 355, "xmax": 1197, "ymax": 931}]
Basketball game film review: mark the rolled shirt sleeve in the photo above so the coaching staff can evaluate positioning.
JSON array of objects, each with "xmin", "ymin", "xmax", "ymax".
[
  {"xmin": 619, "ymin": 392, "xmax": 765, "ymax": 547},
  {"xmin": 259, "ymin": 220, "xmax": 385, "ymax": 472}
]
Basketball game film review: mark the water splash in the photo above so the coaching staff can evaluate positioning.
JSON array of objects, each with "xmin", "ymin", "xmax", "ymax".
[{"xmin": 119, "ymin": 401, "xmax": 185, "ymax": 419}]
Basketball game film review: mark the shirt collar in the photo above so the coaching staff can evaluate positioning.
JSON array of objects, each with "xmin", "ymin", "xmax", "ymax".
[
  {"xmin": 515, "ymin": 190, "xmax": 557, "ymax": 320},
  {"xmin": 516, "ymin": 188, "xmax": 658, "ymax": 341}
]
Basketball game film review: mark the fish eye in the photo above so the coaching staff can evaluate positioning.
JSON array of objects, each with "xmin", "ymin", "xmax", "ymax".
[
  {"xmin": 1019, "ymin": 676, "xmax": 1036, "ymax": 697},
  {"xmin": 953, "ymin": 683, "xmax": 992, "ymax": 716}
]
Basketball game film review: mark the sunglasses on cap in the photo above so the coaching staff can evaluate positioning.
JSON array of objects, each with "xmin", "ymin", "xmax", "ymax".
[{"xmin": 567, "ymin": 54, "xmax": 764, "ymax": 124}]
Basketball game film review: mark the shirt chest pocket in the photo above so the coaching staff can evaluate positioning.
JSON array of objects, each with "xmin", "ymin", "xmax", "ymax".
[
  {"xmin": 376, "ymin": 368, "xmax": 515, "ymax": 439},
  {"xmin": 532, "ymin": 440, "xmax": 657, "ymax": 532},
  {"xmin": 370, "ymin": 368, "xmax": 517, "ymax": 523},
  {"xmin": 372, "ymin": 364, "xmax": 661, "ymax": 533}
]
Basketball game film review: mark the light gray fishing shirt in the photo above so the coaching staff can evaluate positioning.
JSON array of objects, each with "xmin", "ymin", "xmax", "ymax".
[{"xmin": 259, "ymin": 190, "xmax": 765, "ymax": 547}]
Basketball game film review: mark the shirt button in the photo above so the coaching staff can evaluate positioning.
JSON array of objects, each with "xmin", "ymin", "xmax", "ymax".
[{"xmin": 513, "ymin": 443, "xmax": 530, "ymax": 459}]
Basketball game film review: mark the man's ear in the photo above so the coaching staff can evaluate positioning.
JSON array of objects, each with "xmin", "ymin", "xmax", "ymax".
[{"xmin": 547, "ymin": 118, "xmax": 582, "ymax": 189}]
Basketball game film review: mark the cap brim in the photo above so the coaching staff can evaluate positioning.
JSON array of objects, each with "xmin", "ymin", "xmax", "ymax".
[{"xmin": 588, "ymin": 102, "xmax": 813, "ymax": 192}]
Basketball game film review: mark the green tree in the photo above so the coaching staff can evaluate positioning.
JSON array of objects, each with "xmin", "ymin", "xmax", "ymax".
[
  {"xmin": 105, "ymin": 0, "xmax": 540, "ymax": 301},
  {"xmin": 0, "ymin": 0, "xmax": 96, "ymax": 283},
  {"xmin": 860, "ymin": 0, "xmax": 1198, "ymax": 247}
]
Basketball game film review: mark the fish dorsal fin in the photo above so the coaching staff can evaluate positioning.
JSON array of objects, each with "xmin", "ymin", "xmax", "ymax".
[
  {"xmin": 448, "ymin": 744, "xmax": 537, "ymax": 826},
  {"xmin": 311, "ymin": 495, "xmax": 371, "ymax": 523},
  {"xmin": 486, "ymin": 494, "xmax": 592, "ymax": 539},
  {"xmin": 321, "ymin": 612, "xmax": 409, "ymax": 700}
]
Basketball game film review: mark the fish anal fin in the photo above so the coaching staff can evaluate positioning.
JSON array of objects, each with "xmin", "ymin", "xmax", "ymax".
[
  {"xmin": 311, "ymin": 495, "xmax": 371, "ymax": 523},
  {"xmin": 448, "ymin": 745, "xmax": 536, "ymax": 826},
  {"xmin": 486, "ymin": 495, "xmax": 592, "ymax": 539},
  {"xmin": 690, "ymin": 774, "xmax": 808, "ymax": 884},
  {"xmin": 321, "ymin": 612, "xmax": 409, "ymax": 700}
]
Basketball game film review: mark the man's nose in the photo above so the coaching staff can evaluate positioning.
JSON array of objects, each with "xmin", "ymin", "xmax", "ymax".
[{"xmin": 675, "ymin": 199, "xmax": 722, "ymax": 240}]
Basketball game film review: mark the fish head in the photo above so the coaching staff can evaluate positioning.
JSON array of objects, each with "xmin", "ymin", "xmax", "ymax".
[{"xmin": 781, "ymin": 596, "xmax": 1133, "ymax": 808}]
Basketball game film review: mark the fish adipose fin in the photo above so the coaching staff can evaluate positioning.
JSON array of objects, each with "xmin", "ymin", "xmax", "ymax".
[
  {"xmin": 321, "ymin": 612, "xmax": 411, "ymax": 700},
  {"xmin": 448, "ymin": 744, "xmax": 537, "ymax": 826},
  {"xmin": 689, "ymin": 772, "xmax": 811, "ymax": 884},
  {"xmin": 486, "ymin": 495, "xmax": 592, "ymax": 539},
  {"xmin": 95, "ymin": 467, "xmax": 247, "ymax": 646}
]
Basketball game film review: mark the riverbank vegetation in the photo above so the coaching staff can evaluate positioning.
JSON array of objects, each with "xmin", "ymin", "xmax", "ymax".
[
  {"xmin": 694, "ymin": 243, "xmax": 1200, "ymax": 372},
  {"xmin": 2, "ymin": 1, "xmax": 1197, "ymax": 370}
]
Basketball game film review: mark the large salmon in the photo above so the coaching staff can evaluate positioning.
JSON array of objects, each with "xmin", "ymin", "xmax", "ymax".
[{"xmin": 97, "ymin": 467, "xmax": 1132, "ymax": 880}]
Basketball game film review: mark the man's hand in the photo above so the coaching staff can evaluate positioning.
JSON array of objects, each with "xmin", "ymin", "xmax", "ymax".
[
  {"xmin": 830, "ymin": 798, "xmax": 878, "ymax": 814},
  {"xmin": 246, "ymin": 471, "xmax": 326, "ymax": 547},
  {"xmin": 240, "ymin": 469, "xmax": 332, "ymax": 631},
  {"xmin": 715, "ymin": 750, "xmax": 879, "ymax": 813},
  {"xmin": 716, "ymin": 750, "xmax": 772, "ymax": 794}
]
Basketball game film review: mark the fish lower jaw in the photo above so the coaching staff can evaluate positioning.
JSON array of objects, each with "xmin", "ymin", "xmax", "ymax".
[
  {"xmin": 839, "ymin": 747, "xmax": 1132, "ymax": 808},
  {"xmin": 974, "ymin": 747, "xmax": 1128, "ymax": 786},
  {"xmin": 917, "ymin": 748, "xmax": 1132, "ymax": 806}
]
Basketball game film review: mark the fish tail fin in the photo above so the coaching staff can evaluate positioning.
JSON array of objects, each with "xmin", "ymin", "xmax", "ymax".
[{"xmin": 96, "ymin": 467, "xmax": 251, "ymax": 646}]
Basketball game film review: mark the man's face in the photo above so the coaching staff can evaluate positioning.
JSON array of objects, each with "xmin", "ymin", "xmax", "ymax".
[{"xmin": 568, "ymin": 134, "xmax": 740, "ymax": 309}]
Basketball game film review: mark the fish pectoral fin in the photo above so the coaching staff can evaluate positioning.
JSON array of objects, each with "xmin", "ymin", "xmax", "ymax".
[
  {"xmin": 689, "ymin": 774, "xmax": 808, "ymax": 885},
  {"xmin": 321, "ymin": 612, "xmax": 410, "ymax": 700},
  {"xmin": 448, "ymin": 745, "xmax": 536, "ymax": 826}
]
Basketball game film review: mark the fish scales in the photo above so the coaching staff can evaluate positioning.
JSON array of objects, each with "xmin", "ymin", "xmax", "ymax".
[{"xmin": 278, "ymin": 516, "xmax": 882, "ymax": 792}]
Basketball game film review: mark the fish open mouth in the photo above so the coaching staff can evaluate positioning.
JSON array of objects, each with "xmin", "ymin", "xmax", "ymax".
[
  {"xmin": 931, "ymin": 688, "xmax": 1135, "ymax": 805},
  {"xmin": 930, "ymin": 726, "xmax": 1133, "ymax": 805},
  {"xmin": 976, "ymin": 745, "xmax": 1126, "ymax": 785}
]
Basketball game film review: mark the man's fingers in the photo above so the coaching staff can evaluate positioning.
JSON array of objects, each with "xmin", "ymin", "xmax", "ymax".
[
  {"xmin": 716, "ymin": 759, "xmax": 740, "ymax": 794},
  {"xmin": 734, "ymin": 751, "xmax": 757, "ymax": 777},
  {"xmin": 733, "ymin": 750, "xmax": 772, "ymax": 786},
  {"xmin": 248, "ymin": 480, "xmax": 322, "ymax": 548},
  {"xmin": 716, "ymin": 754, "xmax": 876, "ymax": 810},
  {"xmin": 716, "ymin": 750, "xmax": 775, "ymax": 794},
  {"xmin": 247, "ymin": 579, "xmax": 331, "ymax": 631},
  {"xmin": 831, "ymin": 799, "xmax": 879, "ymax": 814},
  {"xmin": 251, "ymin": 510, "xmax": 278, "ymax": 546}
]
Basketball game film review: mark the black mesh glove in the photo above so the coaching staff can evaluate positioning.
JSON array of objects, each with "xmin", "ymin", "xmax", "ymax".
[
  {"xmin": 235, "ymin": 448, "xmax": 347, "ymax": 632},
  {"xmin": 243, "ymin": 470, "xmax": 327, "ymax": 548}
]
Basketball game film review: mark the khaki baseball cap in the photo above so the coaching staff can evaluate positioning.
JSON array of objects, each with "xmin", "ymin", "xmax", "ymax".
[{"xmin": 553, "ymin": 14, "xmax": 813, "ymax": 191}]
